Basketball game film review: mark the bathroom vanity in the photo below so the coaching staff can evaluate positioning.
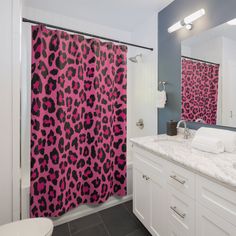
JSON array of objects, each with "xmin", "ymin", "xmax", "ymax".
[{"xmin": 130, "ymin": 134, "xmax": 236, "ymax": 236}]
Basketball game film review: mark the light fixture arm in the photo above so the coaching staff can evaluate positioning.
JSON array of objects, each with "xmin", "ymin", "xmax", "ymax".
[{"xmin": 185, "ymin": 23, "xmax": 193, "ymax": 30}]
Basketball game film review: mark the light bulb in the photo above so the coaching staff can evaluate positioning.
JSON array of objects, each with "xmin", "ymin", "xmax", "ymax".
[
  {"xmin": 227, "ymin": 18, "xmax": 236, "ymax": 25},
  {"xmin": 168, "ymin": 21, "xmax": 183, "ymax": 33},
  {"xmin": 184, "ymin": 9, "xmax": 205, "ymax": 25}
]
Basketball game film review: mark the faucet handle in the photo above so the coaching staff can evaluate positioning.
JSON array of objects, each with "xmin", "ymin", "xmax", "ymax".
[
  {"xmin": 184, "ymin": 128, "xmax": 191, "ymax": 139},
  {"xmin": 136, "ymin": 119, "xmax": 144, "ymax": 130}
]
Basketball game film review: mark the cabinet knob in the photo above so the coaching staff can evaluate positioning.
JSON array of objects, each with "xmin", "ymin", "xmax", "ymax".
[{"xmin": 142, "ymin": 174, "xmax": 150, "ymax": 181}]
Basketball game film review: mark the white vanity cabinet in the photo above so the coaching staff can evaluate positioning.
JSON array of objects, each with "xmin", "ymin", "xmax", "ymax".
[{"xmin": 132, "ymin": 145, "xmax": 236, "ymax": 236}]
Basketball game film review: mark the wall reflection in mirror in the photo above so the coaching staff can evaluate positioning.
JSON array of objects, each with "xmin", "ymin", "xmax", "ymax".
[{"xmin": 181, "ymin": 18, "xmax": 236, "ymax": 128}]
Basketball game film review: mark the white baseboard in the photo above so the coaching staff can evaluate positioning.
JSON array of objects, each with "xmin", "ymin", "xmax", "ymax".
[{"xmin": 53, "ymin": 194, "xmax": 133, "ymax": 226}]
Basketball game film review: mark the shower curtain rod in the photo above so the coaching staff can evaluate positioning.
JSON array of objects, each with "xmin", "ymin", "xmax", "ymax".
[
  {"xmin": 22, "ymin": 18, "xmax": 154, "ymax": 51},
  {"xmin": 181, "ymin": 55, "xmax": 220, "ymax": 66}
]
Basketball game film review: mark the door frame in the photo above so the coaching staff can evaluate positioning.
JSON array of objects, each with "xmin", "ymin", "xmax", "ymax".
[{"xmin": 12, "ymin": 0, "xmax": 22, "ymax": 221}]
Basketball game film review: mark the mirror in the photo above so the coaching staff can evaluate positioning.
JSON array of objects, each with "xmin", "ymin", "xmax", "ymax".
[{"xmin": 181, "ymin": 19, "xmax": 236, "ymax": 128}]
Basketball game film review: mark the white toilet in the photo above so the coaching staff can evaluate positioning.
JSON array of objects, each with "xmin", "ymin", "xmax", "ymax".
[{"xmin": 0, "ymin": 218, "xmax": 53, "ymax": 236}]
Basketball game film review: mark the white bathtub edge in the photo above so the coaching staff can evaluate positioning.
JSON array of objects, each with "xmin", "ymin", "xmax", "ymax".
[
  {"xmin": 21, "ymin": 162, "xmax": 133, "ymax": 224},
  {"xmin": 53, "ymin": 194, "xmax": 133, "ymax": 226}
]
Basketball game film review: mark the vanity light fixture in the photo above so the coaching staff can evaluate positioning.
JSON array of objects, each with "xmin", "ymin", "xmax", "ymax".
[
  {"xmin": 168, "ymin": 21, "xmax": 183, "ymax": 33},
  {"xmin": 185, "ymin": 24, "xmax": 193, "ymax": 31},
  {"xmin": 227, "ymin": 18, "xmax": 236, "ymax": 25},
  {"xmin": 168, "ymin": 8, "xmax": 205, "ymax": 33}
]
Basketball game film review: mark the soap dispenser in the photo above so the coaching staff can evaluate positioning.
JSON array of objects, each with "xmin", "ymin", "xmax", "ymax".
[{"xmin": 166, "ymin": 120, "xmax": 177, "ymax": 136}]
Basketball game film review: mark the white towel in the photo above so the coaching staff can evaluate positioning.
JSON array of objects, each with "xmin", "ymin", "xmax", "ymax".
[
  {"xmin": 191, "ymin": 135, "xmax": 224, "ymax": 154},
  {"xmin": 157, "ymin": 90, "xmax": 167, "ymax": 108},
  {"xmin": 195, "ymin": 127, "xmax": 236, "ymax": 153}
]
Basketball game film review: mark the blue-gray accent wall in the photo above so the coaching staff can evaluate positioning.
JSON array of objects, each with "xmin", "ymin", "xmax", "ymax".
[{"xmin": 158, "ymin": 0, "xmax": 236, "ymax": 134}]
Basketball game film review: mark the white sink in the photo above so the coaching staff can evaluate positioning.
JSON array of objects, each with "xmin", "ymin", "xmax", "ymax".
[
  {"xmin": 152, "ymin": 138, "xmax": 191, "ymax": 153},
  {"xmin": 233, "ymin": 162, "xmax": 236, "ymax": 169},
  {"xmin": 153, "ymin": 138, "xmax": 186, "ymax": 145},
  {"xmin": 155, "ymin": 139, "xmax": 183, "ymax": 144}
]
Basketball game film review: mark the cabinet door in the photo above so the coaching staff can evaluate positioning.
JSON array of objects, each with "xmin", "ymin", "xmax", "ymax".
[
  {"xmin": 167, "ymin": 221, "xmax": 188, "ymax": 236},
  {"xmin": 133, "ymin": 149, "xmax": 167, "ymax": 236},
  {"xmin": 196, "ymin": 204, "xmax": 236, "ymax": 236},
  {"xmin": 149, "ymin": 178, "xmax": 166, "ymax": 236},
  {"xmin": 133, "ymin": 168, "xmax": 150, "ymax": 225}
]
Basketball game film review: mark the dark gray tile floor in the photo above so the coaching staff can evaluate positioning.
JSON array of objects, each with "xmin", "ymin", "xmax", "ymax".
[{"xmin": 53, "ymin": 201, "xmax": 151, "ymax": 236}]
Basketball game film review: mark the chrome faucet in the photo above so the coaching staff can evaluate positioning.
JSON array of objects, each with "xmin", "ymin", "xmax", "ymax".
[{"xmin": 176, "ymin": 120, "xmax": 190, "ymax": 139}]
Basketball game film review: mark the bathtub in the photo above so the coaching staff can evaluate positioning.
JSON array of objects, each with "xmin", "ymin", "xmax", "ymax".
[{"xmin": 21, "ymin": 162, "xmax": 133, "ymax": 226}]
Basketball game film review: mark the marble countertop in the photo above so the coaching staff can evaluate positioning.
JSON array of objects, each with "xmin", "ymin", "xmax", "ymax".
[{"xmin": 130, "ymin": 134, "xmax": 236, "ymax": 189}]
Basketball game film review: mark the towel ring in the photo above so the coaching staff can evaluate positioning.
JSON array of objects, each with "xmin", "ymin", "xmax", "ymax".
[{"xmin": 159, "ymin": 81, "xmax": 166, "ymax": 91}]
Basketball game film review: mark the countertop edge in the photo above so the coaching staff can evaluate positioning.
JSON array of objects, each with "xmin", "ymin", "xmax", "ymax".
[{"xmin": 130, "ymin": 139, "xmax": 236, "ymax": 192}]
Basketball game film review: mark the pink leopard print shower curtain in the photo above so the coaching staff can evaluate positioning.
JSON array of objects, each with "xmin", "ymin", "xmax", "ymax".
[
  {"xmin": 181, "ymin": 58, "xmax": 220, "ymax": 125},
  {"xmin": 30, "ymin": 25, "xmax": 127, "ymax": 217}
]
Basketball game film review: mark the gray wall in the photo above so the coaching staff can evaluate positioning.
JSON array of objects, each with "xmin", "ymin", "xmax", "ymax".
[{"xmin": 158, "ymin": 0, "xmax": 236, "ymax": 134}]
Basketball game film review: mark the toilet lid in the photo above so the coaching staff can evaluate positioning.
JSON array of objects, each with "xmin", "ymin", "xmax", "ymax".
[{"xmin": 0, "ymin": 218, "xmax": 53, "ymax": 236}]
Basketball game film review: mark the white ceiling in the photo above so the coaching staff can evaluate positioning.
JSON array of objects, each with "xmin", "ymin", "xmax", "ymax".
[{"xmin": 23, "ymin": 0, "xmax": 174, "ymax": 31}]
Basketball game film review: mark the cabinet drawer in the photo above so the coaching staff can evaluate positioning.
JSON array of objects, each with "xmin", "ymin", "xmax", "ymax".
[
  {"xmin": 196, "ymin": 175, "xmax": 236, "ymax": 227},
  {"xmin": 133, "ymin": 145, "xmax": 168, "ymax": 169},
  {"xmin": 133, "ymin": 151, "xmax": 165, "ymax": 186},
  {"xmin": 167, "ymin": 161, "xmax": 195, "ymax": 199},
  {"xmin": 196, "ymin": 203, "xmax": 236, "ymax": 236},
  {"xmin": 167, "ymin": 221, "xmax": 192, "ymax": 236},
  {"xmin": 167, "ymin": 186, "xmax": 195, "ymax": 236}
]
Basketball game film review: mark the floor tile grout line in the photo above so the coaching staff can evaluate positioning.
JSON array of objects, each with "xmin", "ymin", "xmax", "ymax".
[
  {"xmin": 122, "ymin": 201, "xmax": 149, "ymax": 233},
  {"xmin": 102, "ymin": 222, "xmax": 112, "ymax": 236},
  {"xmin": 97, "ymin": 212, "xmax": 112, "ymax": 236},
  {"xmin": 54, "ymin": 201, "xmax": 138, "ymax": 236},
  {"xmin": 97, "ymin": 202, "xmax": 142, "ymax": 236},
  {"xmin": 67, "ymin": 222, "xmax": 72, "ymax": 236},
  {"xmin": 68, "ymin": 213, "xmax": 102, "ymax": 235},
  {"xmin": 125, "ymin": 228, "xmax": 140, "ymax": 236},
  {"xmin": 122, "ymin": 202, "xmax": 131, "ymax": 213},
  {"xmin": 122, "ymin": 201, "xmax": 135, "ymax": 219}
]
